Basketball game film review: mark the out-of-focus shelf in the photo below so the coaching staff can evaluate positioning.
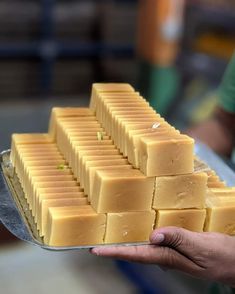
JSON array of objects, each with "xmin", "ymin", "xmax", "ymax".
[
  {"xmin": 0, "ymin": 42, "xmax": 134, "ymax": 58},
  {"xmin": 187, "ymin": 3, "xmax": 235, "ymax": 29}
]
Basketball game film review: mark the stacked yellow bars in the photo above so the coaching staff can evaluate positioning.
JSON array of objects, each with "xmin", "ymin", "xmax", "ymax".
[
  {"xmin": 194, "ymin": 157, "xmax": 235, "ymax": 234},
  {"xmin": 205, "ymin": 173, "xmax": 235, "ymax": 234},
  {"xmin": 11, "ymin": 134, "xmax": 107, "ymax": 246},
  {"xmin": 10, "ymin": 83, "xmax": 235, "ymax": 247}
]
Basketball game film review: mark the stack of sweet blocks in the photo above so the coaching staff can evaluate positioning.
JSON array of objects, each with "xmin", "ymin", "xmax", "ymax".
[{"xmin": 10, "ymin": 83, "xmax": 235, "ymax": 247}]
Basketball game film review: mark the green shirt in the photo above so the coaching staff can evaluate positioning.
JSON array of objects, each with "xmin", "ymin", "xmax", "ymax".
[
  {"xmin": 216, "ymin": 53, "xmax": 235, "ymax": 292},
  {"xmin": 218, "ymin": 52, "xmax": 235, "ymax": 113}
]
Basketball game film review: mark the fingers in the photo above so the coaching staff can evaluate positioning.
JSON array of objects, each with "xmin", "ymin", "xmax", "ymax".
[
  {"xmin": 150, "ymin": 227, "xmax": 202, "ymax": 255},
  {"xmin": 91, "ymin": 229, "xmax": 235, "ymax": 285},
  {"xmin": 91, "ymin": 245, "xmax": 155, "ymax": 263},
  {"xmin": 91, "ymin": 244, "xmax": 202, "ymax": 274}
]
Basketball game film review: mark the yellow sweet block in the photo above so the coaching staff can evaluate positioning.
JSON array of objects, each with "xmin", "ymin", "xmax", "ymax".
[
  {"xmin": 81, "ymin": 157, "xmax": 128, "ymax": 193},
  {"xmin": 23, "ymin": 169, "xmax": 72, "ymax": 196},
  {"xmin": 104, "ymin": 106, "xmax": 155, "ymax": 135},
  {"xmin": 138, "ymin": 134, "xmax": 194, "ymax": 176},
  {"xmin": 15, "ymin": 143, "xmax": 57, "ymax": 149},
  {"xmin": 208, "ymin": 181, "xmax": 226, "ymax": 188},
  {"xmin": 73, "ymin": 145, "xmax": 118, "ymax": 177},
  {"xmin": 29, "ymin": 175, "xmax": 75, "ymax": 215},
  {"xmin": 116, "ymin": 115, "xmax": 162, "ymax": 153},
  {"xmin": 153, "ymin": 172, "xmax": 207, "ymax": 209},
  {"xmin": 205, "ymin": 196, "xmax": 235, "ymax": 234},
  {"xmin": 155, "ymin": 209, "xmax": 206, "ymax": 232},
  {"xmin": 15, "ymin": 145, "xmax": 59, "ymax": 160},
  {"xmin": 28, "ymin": 169, "xmax": 72, "ymax": 177},
  {"xmin": 127, "ymin": 128, "xmax": 178, "ymax": 168},
  {"xmin": 11, "ymin": 133, "xmax": 54, "ymax": 165},
  {"xmin": 74, "ymin": 144, "xmax": 117, "ymax": 178},
  {"xmin": 35, "ymin": 191, "xmax": 85, "ymax": 224},
  {"xmin": 206, "ymin": 195, "xmax": 235, "ymax": 206},
  {"xmin": 96, "ymin": 94, "xmax": 146, "ymax": 122},
  {"xmin": 206, "ymin": 173, "xmax": 226, "ymax": 188},
  {"xmin": 57, "ymin": 124, "xmax": 102, "ymax": 146},
  {"xmin": 44, "ymin": 205, "xmax": 106, "ymax": 246},
  {"xmin": 38, "ymin": 197, "xmax": 88, "ymax": 236},
  {"xmin": 90, "ymin": 83, "xmax": 134, "ymax": 110},
  {"xmin": 15, "ymin": 152, "xmax": 66, "ymax": 191},
  {"xmin": 104, "ymin": 211, "xmax": 156, "ymax": 243},
  {"xmin": 80, "ymin": 155, "xmax": 126, "ymax": 181},
  {"xmin": 18, "ymin": 154, "xmax": 63, "ymax": 174},
  {"xmin": 15, "ymin": 151, "xmax": 64, "ymax": 189},
  {"xmin": 21, "ymin": 159, "xmax": 67, "ymax": 191},
  {"xmin": 79, "ymin": 155, "xmax": 125, "ymax": 187},
  {"xmin": 17, "ymin": 149, "xmax": 61, "ymax": 156},
  {"xmin": 209, "ymin": 188, "xmax": 235, "ymax": 197},
  {"xmin": 57, "ymin": 123, "xmax": 103, "ymax": 162},
  {"xmin": 111, "ymin": 113, "xmax": 159, "ymax": 144},
  {"xmin": 36, "ymin": 186, "xmax": 83, "ymax": 196},
  {"xmin": 121, "ymin": 121, "xmax": 166, "ymax": 156},
  {"xmin": 48, "ymin": 107, "xmax": 94, "ymax": 138},
  {"xmin": 71, "ymin": 138, "xmax": 109, "ymax": 171},
  {"xmin": 91, "ymin": 169, "xmax": 155, "ymax": 213},
  {"xmin": 13, "ymin": 84, "xmax": 234, "ymax": 247},
  {"xmin": 32, "ymin": 181, "xmax": 79, "ymax": 211},
  {"xmin": 86, "ymin": 165, "xmax": 132, "ymax": 201}
]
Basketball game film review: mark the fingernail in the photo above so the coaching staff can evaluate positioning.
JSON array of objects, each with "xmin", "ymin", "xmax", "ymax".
[
  {"xmin": 151, "ymin": 233, "xmax": 165, "ymax": 244},
  {"xmin": 90, "ymin": 248, "xmax": 100, "ymax": 256}
]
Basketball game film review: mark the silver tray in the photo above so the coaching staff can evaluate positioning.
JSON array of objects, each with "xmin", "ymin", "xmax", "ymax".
[{"xmin": 0, "ymin": 142, "xmax": 235, "ymax": 251}]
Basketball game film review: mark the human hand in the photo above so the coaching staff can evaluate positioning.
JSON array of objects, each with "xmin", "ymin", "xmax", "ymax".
[
  {"xmin": 186, "ymin": 118, "xmax": 234, "ymax": 157},
  {"xmin": 91, "ymin": 227, "xmax": 235, "ymax": 287}
]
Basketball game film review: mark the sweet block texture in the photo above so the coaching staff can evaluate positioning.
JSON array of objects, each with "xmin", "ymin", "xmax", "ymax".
[
  {"xmin": 10, "ymin": 83, "xmax": 235, "ymax": 247},
  {"xmin": 90, "ymin": 84, "xmax": 194, "ymax": 176},
  {"xmin": 91, "ymin": 169, "xmax": 155, "ymax": 213},
  {"xmin": 44, "ymin": 206, "xmax": 106, "ymax": 246},
  {"xmin": 155, "ymin": 209, "xmax": 206, "ymax": 232},
  {"xmin": 105, "ymin": 211, "xmax": 155, "ymax": 243},
  {"xmin": 153, "ymin": 173, "xmax": 207, "ymax": 209}
]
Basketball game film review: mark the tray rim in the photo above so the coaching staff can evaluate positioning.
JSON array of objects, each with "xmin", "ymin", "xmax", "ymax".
[
  {"xmin": 0, "ymin": 149, "xmax": 149, "ymax": 250},
  {"xmin": 0, "ymin": 142, "xmax": 235, "ymax": 251}
]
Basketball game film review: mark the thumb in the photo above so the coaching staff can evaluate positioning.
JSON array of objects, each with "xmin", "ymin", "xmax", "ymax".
[{"xmin": 150, "ymin": 226, "xmax": 202, "ymax": 255}]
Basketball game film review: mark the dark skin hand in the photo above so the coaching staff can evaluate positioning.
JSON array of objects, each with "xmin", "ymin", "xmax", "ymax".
[{"xmin": 91, "ymin": 227, "xmax": 235, "ymax": 288}]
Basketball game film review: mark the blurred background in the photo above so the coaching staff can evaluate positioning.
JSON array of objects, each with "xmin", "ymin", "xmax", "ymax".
[{"xmin": 0, "ymin": 0, "xmax": 234, "ymax": 293}]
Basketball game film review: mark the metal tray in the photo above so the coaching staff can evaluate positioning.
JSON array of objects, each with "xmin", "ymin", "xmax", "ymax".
[{"xmin": 0, "ymin": 142, "xmax": 234, "ymax": 251}]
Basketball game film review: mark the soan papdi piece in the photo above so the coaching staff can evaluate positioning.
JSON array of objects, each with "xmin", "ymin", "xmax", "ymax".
[
  {"xmin": 138, "ymin": 134, "xmax": 194, "ymax": 176},
  {"xmin": 155, "ymin": 209, "xmax": 206, "ymax": 232},
  {"xmin": 105, "ymin": 210, "xmax": 155, "ymax": 243},
  {"xmin": 44, "ymin": 205, "xmax": 106, "ymax": 246},
  {"xmin": 205, "ymin": 196, "xmax": 235, "ymax": 235},
  {"xmin": 91, "ymin": 169, "xmax": 155, "ymax": 213},
  {"xmin": 153, "ymin": 172, "xmax": 207, "ymax": 209},
  {"xmin": 39, "ymin": 197, "xmax": 88, "ymax": 236}
]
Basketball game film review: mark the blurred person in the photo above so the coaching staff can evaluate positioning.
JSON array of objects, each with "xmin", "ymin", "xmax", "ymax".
[
  {"xmin": 91, "ymin": 53, "xmax": 235, "ymax": 288},
  {"xmin": 187, "ymin": 52, "xmax": 235, "ymax": 157}
]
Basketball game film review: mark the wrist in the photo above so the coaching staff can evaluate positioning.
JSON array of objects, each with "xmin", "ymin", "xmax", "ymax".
[{"xmin": 214, "ymin": 106, "xmax": 235, "ymax": 138}]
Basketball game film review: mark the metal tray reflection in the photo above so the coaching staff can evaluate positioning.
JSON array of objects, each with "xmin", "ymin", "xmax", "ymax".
[{"xmin": 0, "ymin": 142, "xmax": 234, "ymax": 251}]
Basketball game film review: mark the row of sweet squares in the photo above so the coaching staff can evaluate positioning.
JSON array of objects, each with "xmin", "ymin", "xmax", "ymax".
[
  {"xmin": 50, "ymin": 83, "xmax": 195, "ymax": 215},
  {"xmin": 51, "ymin": 107, "xmax": 204, "ymax": 213},
  {"xmin": 50, "ymin": 109, "xmax": 235, "ymax": 238},
  {"xmin": 89, "ymin": 83, "xmax": 194, "ymax": 177},
  {"xmin": 47, "ymin": 82, "xmax": 235, "ymax": 237},
  {"xmin": 10, "ymin": 83, "xmax": 235, "ymax": 247},
  {"xmin": 11, "ymin": 133, "xmax": 206, "ymax": 247}
]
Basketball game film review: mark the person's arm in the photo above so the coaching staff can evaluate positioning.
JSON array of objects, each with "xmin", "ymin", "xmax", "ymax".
[
  {"xmin": 187, "ymin": 53, "xmax": 235, "ymax": 156},
  {"xmin": 91, "ymin": 227, "xmax": 235, "ymax": 287}
]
